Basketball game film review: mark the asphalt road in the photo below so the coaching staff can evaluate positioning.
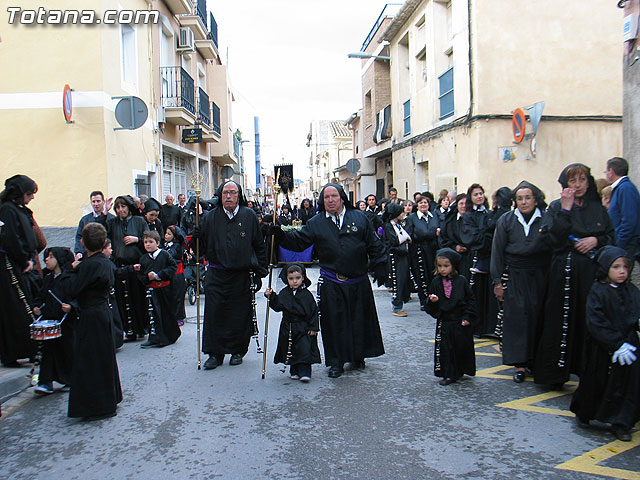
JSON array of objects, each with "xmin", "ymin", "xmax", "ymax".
[{"xmin": 0, "ymin": 266, "xmax": 638, "ymax": 479}]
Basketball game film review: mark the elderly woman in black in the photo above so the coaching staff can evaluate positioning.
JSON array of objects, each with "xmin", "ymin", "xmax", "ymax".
[
  {"xmin": 439, "ymin": 193, "xmax": 472, "ymax": 279},
  {"xmin": 405, "ymin": 195, "xmax": 440, "ymax": 309},
  {"xmin": 534, "ymin": 164, "xmax": 615, "ymax": 388},
  {"xmin": 462, "ymin": 184, "xmax": 499, "ymax": 336},
  {"xmin": 0, "ymin": 175, "xmax": 39, "ymax": 367},
  {"xmin": 491, "ymin": 182, "xmax": 551, "ymax": 383}
]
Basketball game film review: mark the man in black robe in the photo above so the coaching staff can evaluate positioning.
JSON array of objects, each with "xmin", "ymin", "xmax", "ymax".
[
  {"xmin": 274, "ymin": 184, "xmax": 387, "ymax": 378},
  {"xmin": 199, "ymin": 181, "xmax": 268, "ymax": 369}
]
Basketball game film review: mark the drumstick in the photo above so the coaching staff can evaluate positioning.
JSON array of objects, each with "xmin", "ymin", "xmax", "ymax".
[{"xmin": 48, "ymin": 289, "xmax": 64, "ymax": 305}]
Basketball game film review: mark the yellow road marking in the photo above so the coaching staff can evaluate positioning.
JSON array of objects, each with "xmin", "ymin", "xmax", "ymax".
[
  {"xmin": 555, "ymin": 431, "xmax": 640, "ymax": 480},
  {"xmin": 496, "ymin": 389, "xmax": 576, "ymax": 417}
]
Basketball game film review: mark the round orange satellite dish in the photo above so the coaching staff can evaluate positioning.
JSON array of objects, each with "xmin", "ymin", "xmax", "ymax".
[{"xmin": 512, "ymin": 108, "xmax": 526, "ymax": 143}]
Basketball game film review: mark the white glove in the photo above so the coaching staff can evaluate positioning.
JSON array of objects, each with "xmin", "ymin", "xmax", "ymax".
[{"xmin": 612, "ymin": 343, "xmax": 637, "ymax": 366}]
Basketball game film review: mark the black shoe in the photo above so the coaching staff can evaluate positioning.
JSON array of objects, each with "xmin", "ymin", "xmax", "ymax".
[
  {"xmin": 123, "ymin": 334, "xmax": 136, "ymax": 343},
  {"xmin": 351, "ymin": 359, "xmax": 365, "ymax": 370},
  {"xmin": 2, "ymin": 360, "xmax": 21, "ymax": 368},
  {"xmin": 513, "ymin": 371, "xmax": 525, "ymax": 383},
  {"xmin": 549, "ymin": 383, "xmax": 564, "ymax": 391},
  {"xmin": 612, "ymin": 425, "xmax": 632, "ymax": 442},
  {"xmin": 439, "ymin": 378, "xmax": 457, "ymax": 386},
  {"xmin": 328, "ymin": 365, "xmax": 344, "ymax": 378},
  {"xmin": 204, "ymin": 355, "xmax": 224, "ymax": 370},
  {"xmin": 229, "ymin": 354, "xmax": 243, "ymax": 366},
  {"xmin": 140, "ymin": 340, "xmax": 161, "ymax": 349},
  {"xmin": 82, "ymin": 410, "xmax": 117, "ymax": 422},
  {"xmin": 576, "ymin": 416, "xmax": 590, "ymax": 429}
]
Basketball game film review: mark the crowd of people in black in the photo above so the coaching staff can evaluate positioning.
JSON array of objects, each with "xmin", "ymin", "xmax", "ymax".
[{"xmin": 0, "ymin": 158, "xmax": 639, "ymax": 441}]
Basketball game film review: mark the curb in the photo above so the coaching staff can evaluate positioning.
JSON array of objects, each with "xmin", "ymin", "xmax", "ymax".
[{"xmin": 0, "ymin": 368, "xmax": 33, "ymax": 405}]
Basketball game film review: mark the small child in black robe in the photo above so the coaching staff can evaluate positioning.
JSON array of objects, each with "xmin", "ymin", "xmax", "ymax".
[
  {"xmin": 426, "ymin": 248, "xmax": 477, "ymax": 385},
  {"xmin": 265, "ymin": 263, "xmax": 320, "ymax": 382},
  {"xmin": 570, "ymin": 246, "xmax": 640, "ymax": 442},
  {"xmin": 63, "ymin": 223, "xmax": 122, "ymax": 420},
  {"xmin": 138, "ymin": 231, "xmax": 180, "ymax": 348},
  {"xmin": 32, "ymin": 247, "xmax": 76, "ymax": 394},
  {"xmin": 163, "ymin": 225, "xmax": 187, "ymax": 327}
]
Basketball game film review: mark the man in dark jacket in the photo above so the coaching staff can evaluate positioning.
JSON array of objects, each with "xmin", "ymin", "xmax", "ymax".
[
  {"xmin": 74, "ymin": 191, "xmax": 114, "ymax": 257},
  {"xmin": 159, "ymin": 194, "xmax": 181, "ymax": 229},
  {"xmin": 606, "ymin": 157, "xmax": 640, "ymax": 260}
]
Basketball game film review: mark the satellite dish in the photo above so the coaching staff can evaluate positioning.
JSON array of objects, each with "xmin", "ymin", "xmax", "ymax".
[
  {"xmin": 114, "ymin": 96, "xmax": 148, "ymax": 130},
  {"xmin": 345, "ymin": 158, "xmax": 361, "ymax": 175},
  {"xmin": 221, "ymin": 166, "xmax": 235, "ymax": 179}
]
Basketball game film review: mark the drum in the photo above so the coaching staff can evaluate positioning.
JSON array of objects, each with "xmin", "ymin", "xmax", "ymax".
[{"xmin": 30, "ymin": 319, "xmax": 62, "ymax": 341}]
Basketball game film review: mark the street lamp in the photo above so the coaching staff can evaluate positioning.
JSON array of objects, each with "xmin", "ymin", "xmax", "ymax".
[{"xmin": 347, "ymin": 52, "xmax": 390, "ymax": 61}]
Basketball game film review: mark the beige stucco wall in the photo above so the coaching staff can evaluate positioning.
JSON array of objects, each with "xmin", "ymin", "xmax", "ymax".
[
  {"xmin": 396, "ymin": 118, "xmax": 622, "ymax": 201},
  {"xmin": 0, "ymin": 0, "xmax": 157, "ymax": 226},
  {"xmin": 473, "ymin": 0, "xmax": 622, "ymax": 115}
]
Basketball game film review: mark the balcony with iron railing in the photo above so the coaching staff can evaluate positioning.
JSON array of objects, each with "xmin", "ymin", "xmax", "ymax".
[
  {"xmin": 160, "ymin": 66, "xmax": 196, "ymax": 125},
  {"xmin": 179, "ymin": 0, "xmax": 207, "ymax": 40},
  {"xmin": 197, "ymin": 87, "xmax": 211, "ymax": 128},
  {"xmin": 202, "ymin": 100, "xmax": 222, "ymax": 143}
]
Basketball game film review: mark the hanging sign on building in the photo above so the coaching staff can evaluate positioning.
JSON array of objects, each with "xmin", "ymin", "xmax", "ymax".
[
  {"xmin": 512, "ymin": 108, "xmax": 526, "ymax": 143},
  {"xmin": 182, "ymin": 128, "xmax": 202, "ymax": 144},
  {"xmin": 63, "ymin": 84, "xmax": 73, "ymax": 123}
]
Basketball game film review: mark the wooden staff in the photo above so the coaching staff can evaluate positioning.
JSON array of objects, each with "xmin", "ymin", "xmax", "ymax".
[
  {"xmin": 262, "ymin": 178, "xmax": 280, "ymax": 379},
  {"xmin": 195, "ymin": 185, "xmax": 202, "ymax": 370}
]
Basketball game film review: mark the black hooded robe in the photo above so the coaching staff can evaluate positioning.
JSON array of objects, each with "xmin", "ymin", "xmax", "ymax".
[
  {"xmin": 405, "ymin": 211, "xmax": 440, "ymax": 307},
  {"xmin": 62, "ymin": 252, "xmax": 122, "ymax": 418},
  {"xmin": 138, "ymin": 249, "xmax": 181, "ymax": 346},
  {"xmin": 570, "ymin": 247, "xmax": 640, "ymax": 430},
  {"xmin": 425, "ymin": 266, "xmax": 478, "ymax": 380},
  {"xmin": 201, "ymin": 182, "xmax": 268, "ymax": 357},
  {"xmin": 463, "ymin": 205, "xmax": 499, "ymax": 337},
  {"xmin": 34, "ymin": 248, "xmax": 76, "ymax": 386},
  {"xmin": 277, "ymin": 184, "xmax": 386, "ymax": 367},
  {"xmin": 270, "ymin": 267, "xmax": 321, "ymax": 366},
  {"xmin": 491, "ymin": 206, "xmax": 550, "ymax": 366},
  {"xmin": 0, "ymin": 199, "xmax": 38, "ymax": 365},
  {"xmin": 106, "ymin": 201, "xmax": 149, "ymax": 338},
  {"xmin": 164, "ymin": 239, "xmax": 187, "ymax": 323},
  {"xmin": 383, "ymin": 214, "xmax": 411, "ymax": 310},
  {"xmin": 534, "ymin": 165, "xmax": 615, "ymax": 385}
]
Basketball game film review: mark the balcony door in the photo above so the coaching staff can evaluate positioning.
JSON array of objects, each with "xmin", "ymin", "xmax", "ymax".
[{"xmin": 160, "ymin": 27, "xmax": 174, "ymax": 106}]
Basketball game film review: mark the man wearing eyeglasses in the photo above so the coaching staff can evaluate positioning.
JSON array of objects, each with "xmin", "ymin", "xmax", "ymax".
[{"xmin": 199, "ymin": 181, "xmax": 268, "ymax": 370}]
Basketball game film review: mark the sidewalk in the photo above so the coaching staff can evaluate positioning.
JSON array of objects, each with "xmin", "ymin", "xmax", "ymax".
[{"xmin": 0, "ymin": 362, "xmax": 33, "ymax": 404}]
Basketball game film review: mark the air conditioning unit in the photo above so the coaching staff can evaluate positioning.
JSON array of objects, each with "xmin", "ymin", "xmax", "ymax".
[
  {"xmin": 157, "ymin": 106, "xmax": 166, "ymax": 124},
  {"xmin": 177, "ymin": 27, "xmax": 195, "ymax": 51}
]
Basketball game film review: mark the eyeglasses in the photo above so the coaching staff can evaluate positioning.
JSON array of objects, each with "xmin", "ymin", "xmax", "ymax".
[
  {"xmin": 515, "ymin": 196, "xmax": 535, "ymax": 202},
  {"xmin": 222, "ymin": 191, "xmax": 238, "ymax": 196}
]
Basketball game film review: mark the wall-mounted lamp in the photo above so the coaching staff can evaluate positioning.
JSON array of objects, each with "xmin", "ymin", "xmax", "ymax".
[{"xmin": 347, "ymin": 52, "xmax": 391, "ymax": 61}]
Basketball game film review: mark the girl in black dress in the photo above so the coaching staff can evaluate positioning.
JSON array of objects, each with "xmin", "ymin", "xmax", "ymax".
[{"xmin": 425, "ymin": 248, "xmax": 477, "ymax": 385}]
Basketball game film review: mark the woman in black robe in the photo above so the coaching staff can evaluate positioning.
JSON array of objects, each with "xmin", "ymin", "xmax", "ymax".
[
  {"xmin": 570, "ymin": 246, "xmax": 640, "ymax": 441},
  {"xmin": 297, "ymin": 199, "xmax": 316, "ymax": 225},
  {"xmin": 163, "ymin": 225, "xmax": 187, "ymax": 326},
  {"xmin": 439, "ymin": 193, "xmax": 472, "ymax": 280},
  {"xmin": 534, "ymin": 163, "xmax": 615, "ymax": 387},
  {"xmin": 106, "ymin": 195, "xmax": 148, "ymax": 340},
  {"xmin": 463, "ymin": 183, "xmax": 499, "ymax": 337},
  {"xmin": 143, "ymin": 197, "xmax": 164, "ymax": 234},
  {"xmin": 491, "ymin": 181, "xmax": 550, "ymax": 383},
  {"xmin": 383, "ymin": 203, "xmax": 412, "ymax": 316},
  {"xmin": 0, "ymin": 175, "xmax": 39, "ymax": 367},
  {"xmin": 405, "ymin": 195, "xmax": 440, "ymax": 309},
  {"xmin": 63, "ymin": 223, "xmax": 122, "ymax": 419}
]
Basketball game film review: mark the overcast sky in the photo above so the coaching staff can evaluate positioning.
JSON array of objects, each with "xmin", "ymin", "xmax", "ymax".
[{"xmin": 210, "ymin": 0, "xmax": 396, "ymax": 187}]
